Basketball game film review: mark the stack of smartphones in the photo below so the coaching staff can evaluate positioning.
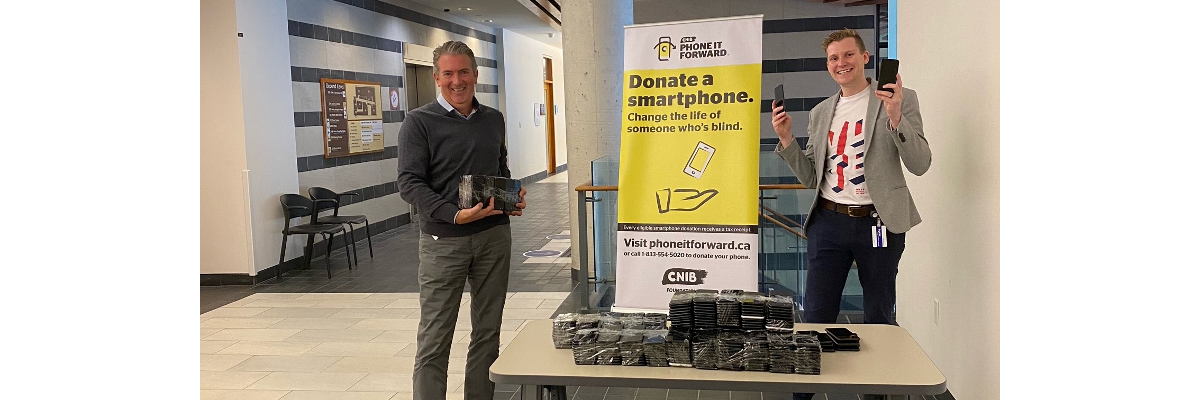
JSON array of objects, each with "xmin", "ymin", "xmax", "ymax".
[
  {"xmin": 668, "ymin": 291, "xmax": 695, "ymax": 330},
  {"xmin": 643, "ymin": 331, "xmax": 670, "ymax": 367},
  {"xmin": 738, "ymin": 292, "xmax": 767, "ymax": 331},
  {"xmin": 815, "ymin": 331, "xmax": 837, "ymax": 352},
  {"xmin": 764, "ymin": 295, "xmax": 793, "ymax": 331},
  {"xmin": 457, "ymin": 175, "xmax": 522, "ymax": 211},
  {"xmin": 793, "ymin": 332, "xmax": 822, "ymax": 375},
  {"xmin": 824, "ymin": 327, "xmax": 860, "ymax": 351},
  {"xmin": 691, "ymin": 290, "xmax": 720, "ymax": 329}
]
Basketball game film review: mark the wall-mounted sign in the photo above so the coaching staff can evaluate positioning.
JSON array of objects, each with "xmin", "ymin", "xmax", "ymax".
[{"xmin": 321, "ymin": 78, "xmax": 385, "ymax": 158}]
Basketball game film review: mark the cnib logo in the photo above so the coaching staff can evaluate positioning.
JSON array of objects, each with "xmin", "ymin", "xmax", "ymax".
[{"xmin": 662, "ymin": 268, "xmax": 707, "ymax": 285}]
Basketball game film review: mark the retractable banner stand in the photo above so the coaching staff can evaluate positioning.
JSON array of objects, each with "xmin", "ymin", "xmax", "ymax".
[{"xmin": 615, "ymin": 16, "xmax": 763, "ymax": 312}]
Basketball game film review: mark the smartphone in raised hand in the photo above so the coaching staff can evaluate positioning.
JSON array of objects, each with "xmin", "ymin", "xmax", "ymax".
[
  {"xmin": 773, "ymin": 84, "xmax": 785, "ymax": 114},
  {"xmin": 877, "ymin": 58, "xmax": 899, "ymax": 93}
]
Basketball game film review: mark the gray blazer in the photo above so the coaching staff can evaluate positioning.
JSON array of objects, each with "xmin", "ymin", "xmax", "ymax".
[{"xmin": 777, "ymin": 79, "xmax": 931, "ymax": 233}]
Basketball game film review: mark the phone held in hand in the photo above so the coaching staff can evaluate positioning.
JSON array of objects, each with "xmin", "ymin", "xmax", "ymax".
[
  {"xmin": 876, "ymin": 58, "xmax": 899, "ymax": 93},
  {"xmin": 773, "ymin": 84, "xmax": 785, "ymax": 114}
]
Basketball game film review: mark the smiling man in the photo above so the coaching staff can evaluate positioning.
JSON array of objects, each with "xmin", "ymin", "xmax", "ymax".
[
  {"xmin": 771, "ymin": 30, "xmax": 931, "ymax": 399},
  {"xmin": 397, "ymin": 40, "xmax": 526, "ymax": 400}
]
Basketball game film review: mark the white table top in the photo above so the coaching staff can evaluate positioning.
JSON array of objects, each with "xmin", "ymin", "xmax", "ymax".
[{"xmin": 490, "ymin": 320, "xmax": 946, "ymax": 395}]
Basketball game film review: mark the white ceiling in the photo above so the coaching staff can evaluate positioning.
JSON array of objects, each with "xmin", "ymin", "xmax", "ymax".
[{"xmin": 404, "ymin": 0, "xmax": 563, "ymax": 48}]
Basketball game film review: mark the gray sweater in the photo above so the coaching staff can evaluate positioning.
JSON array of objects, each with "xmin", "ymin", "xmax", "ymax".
[{"xmin": 397, "ymin": 99, "xmax": 510, "ymax": 237}]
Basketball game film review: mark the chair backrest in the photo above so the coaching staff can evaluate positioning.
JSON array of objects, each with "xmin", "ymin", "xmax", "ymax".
[
  {"xmin": 308, "ymin": 186, "xmax": 340, "ymax": 215},
  {"xmin": 279, "ymin": 194, "xmax": 314, "ymax": 221}
]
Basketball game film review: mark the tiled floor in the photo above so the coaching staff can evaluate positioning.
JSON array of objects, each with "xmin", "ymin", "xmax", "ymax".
[
  {"xmin": 201, "ymin": 291, "xmax": 569, "ymax": 400},
  {"xmin": 200, "ymin": 171, "xmax": 953, "ymax": 400}
]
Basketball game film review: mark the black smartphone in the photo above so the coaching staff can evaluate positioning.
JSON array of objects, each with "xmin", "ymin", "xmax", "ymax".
[
  {"xmin": 876, "ymin": 58, "xmax": 899, "ymax": 93},
  {"xmin": 773, "ymin": 84, "xmax": 785, "ymax": 114},
  {"xmin": 825, "ymin": 327, "xmax": 859, "ymax": 341}
]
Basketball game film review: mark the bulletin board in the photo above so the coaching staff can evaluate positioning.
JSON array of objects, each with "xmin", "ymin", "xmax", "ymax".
[{"xmin": 320, "ymin": 78, "xmax": 386, "ymax": 158}]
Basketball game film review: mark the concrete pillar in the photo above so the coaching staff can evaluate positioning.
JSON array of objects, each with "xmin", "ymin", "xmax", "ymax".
[{"xmin": 562, "ymin": 0, "xmax": 633, "ymax": 281}]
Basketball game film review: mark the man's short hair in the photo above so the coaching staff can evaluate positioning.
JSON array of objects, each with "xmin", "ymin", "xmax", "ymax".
[
  {"xmin": 432, "ymin": 40, "xmax": 478, "ymax": 71},
  {"xmin": 821, "ymin": 28, "xmax": 867, "ymax": 53}
]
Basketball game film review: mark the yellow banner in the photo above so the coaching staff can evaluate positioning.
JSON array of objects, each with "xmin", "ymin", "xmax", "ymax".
[{"xmin": 617, "ymin": 64, "xmax": 761, "ymax": 225}]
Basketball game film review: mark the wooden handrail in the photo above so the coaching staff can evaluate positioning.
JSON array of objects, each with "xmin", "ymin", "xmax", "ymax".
[
  {"xmin": 760, "ymin": 203, "xmax": 804, "ymax": 229},
  {"xmin": 574, "ymin": 185, "xmax": 618, "ymax": 192},
  {"xmin": 759, "ymin": 184, "xmax": 808, "ymax": 190},
  {"xmin": 574, "ymin": 183, "xmax": 808, "ymax": 191},
  {"xmin": 759, "ymin": 211, "xmax": 806, "ymax": 240}
]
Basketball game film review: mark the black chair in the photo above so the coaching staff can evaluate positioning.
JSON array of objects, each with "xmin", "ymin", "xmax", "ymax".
[
  {"xmin": 278, "ymin": 194, "xmax": 353, "ymax": 279},
  {"xmin": 308, "ymin": 186, "xmax": 374, "ymax": 265}
]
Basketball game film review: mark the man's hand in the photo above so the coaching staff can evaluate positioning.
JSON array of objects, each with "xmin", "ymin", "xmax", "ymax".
[
  {"xmin": 455, "ymin": 197, "xmax": 504, "ymax": 224},
  {"xmin": 770, "ymin": 102, "xmax": 793, "ymax": 149},
  {"xmin": 875, "ymin": 73, "xmax": 904, "ymax": 129},
  {"xmin": 508, "ymin": 187, "xmax": 527, "ymax": 216}
]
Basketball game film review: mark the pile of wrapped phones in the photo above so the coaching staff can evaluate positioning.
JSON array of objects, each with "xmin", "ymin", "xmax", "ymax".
[
  {"xmin": 554, "ymin": 312, "xmax": 670, "ymax": 366},
  {"xmin": 665, "ymin": 289, "xmax": 820, "ymax": 374},
  {"xmin": 552, "ymin": 290, "xmax": 835, "ymax": 375}
]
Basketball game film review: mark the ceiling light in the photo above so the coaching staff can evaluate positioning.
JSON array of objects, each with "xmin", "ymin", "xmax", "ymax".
[
  {"xmin": 483, "ymin": 19, "xmax": 494, "ymax": 23},
  {"xmin": 458, "ymin": 7, "xmax": 472, "ymax": 11}
]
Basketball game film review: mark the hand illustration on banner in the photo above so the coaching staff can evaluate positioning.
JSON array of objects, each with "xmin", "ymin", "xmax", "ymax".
[{"xmin": 655, "ymin": 188, "xmax": 718, "ymax": 213}]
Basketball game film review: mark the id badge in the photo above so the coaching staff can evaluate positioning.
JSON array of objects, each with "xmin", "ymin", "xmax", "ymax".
[
  {"xmin": 871, "ymin": 212, "xmax": 887, "ymax": 248},
  {"xmin": 872, "ymin": 226, "xmax": 887, "ymax": 248}
]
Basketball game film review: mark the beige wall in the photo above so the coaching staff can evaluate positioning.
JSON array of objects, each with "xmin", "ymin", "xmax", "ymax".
[
  {"xmin": 895, "ymin": 1, "xmax": 1000, "ymax": 399},
  {"xmin": 236, "ymin": 0, "xmax": 302, "ymax": 275},
  {"xmin": 200, "ymin": 0, "xmax": 253, "ymax": 274},
  {"xmin": 500, "ymin": 29, "xmax": 567, "ymax": 180}
]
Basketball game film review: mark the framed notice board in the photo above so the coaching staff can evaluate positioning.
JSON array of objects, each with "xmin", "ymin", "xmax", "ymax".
[{"xmin": 320, "ymin": 78, "xmax": 386, "ymax": 158}]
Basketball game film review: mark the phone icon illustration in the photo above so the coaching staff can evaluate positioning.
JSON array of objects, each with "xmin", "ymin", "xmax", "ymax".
[
  {"xmin": 655, "ymin": 37, "xmax": 675, "ymax": 61},
  {"xmin": 684, "ymin": 141, "xmax": 716, "ymax": 179}
]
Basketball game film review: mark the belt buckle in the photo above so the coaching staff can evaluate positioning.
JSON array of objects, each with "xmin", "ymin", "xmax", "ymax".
[{"xmin": 846, "ymin": 205, "xmax": 868, "ymax": 217}]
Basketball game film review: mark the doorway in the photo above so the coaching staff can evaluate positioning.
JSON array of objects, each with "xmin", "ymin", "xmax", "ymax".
[
  {"xmin": 404, "ymin": 62, "xmax": 435, "ymax": 224},
  {"xmin": 405, "ymin": 63, "xmax": 435, "ymax": 111},
  {"xmin": 543, "ymin": 57, "xmax": 556, "ymax": 176}
]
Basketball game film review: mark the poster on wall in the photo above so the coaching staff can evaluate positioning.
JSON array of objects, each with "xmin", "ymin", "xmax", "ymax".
[
  {"xmin": 614, "ymin": 15, "xmax": 763, "ymax": 313},
  {"xmin": 321, "ymin": 78, "xmax": 386, "ymax": 158}
]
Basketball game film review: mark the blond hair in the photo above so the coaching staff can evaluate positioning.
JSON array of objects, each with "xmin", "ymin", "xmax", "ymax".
[
  {"xmin": 821, "ymin": 28, "xmax": 867, "ymax": 53},
  {"xmin": 432, "ymin": 40, "xmax": 478, "ymax": 71}
]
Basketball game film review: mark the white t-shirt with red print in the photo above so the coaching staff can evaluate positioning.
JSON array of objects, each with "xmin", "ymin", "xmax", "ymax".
[{"xmin": 820, "ymin": 87, "xmax": 872, "ymax": 205}]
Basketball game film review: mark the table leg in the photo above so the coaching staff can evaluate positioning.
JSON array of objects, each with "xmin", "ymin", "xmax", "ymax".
[
  {"xmin": 520, "ymin": 384, "xmax": 540, "ymax": 400},
  {"xmin": 547, "ymin": 385, "xmax": 567, "ymax": 400}
]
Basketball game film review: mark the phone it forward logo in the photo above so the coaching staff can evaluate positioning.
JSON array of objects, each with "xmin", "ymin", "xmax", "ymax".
[
  {"xmin": 655, "ymin": 37, "xmax": 675, "ymax": 61},
  {"xmin": 662, "ymin": 268, "xmax": 707, "ymax": 285}
]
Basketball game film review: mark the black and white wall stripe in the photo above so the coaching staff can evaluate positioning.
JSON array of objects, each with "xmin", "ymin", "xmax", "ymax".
[{"xmin": 281, "ymin": 0, "xmax": 501, "ymax": 271}]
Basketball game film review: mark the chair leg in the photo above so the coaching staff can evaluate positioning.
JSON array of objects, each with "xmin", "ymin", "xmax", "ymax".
[
  {"xmin": 343, "ymin": 228, "xmax": 353, "ymax": 271},
  {"xmin": 364, "ymin": 220, "xmax": 374, "ymax": 257},
  {"xmin": 304, "ymin": 234, "xmax": 316, "ymax": 269},
  {"xmin": 278, "ymin": 233, "xmax": 288, "ymax": 282},
  {"xmin": 324, "ymin": 233, "xmax": 334, "ymax": 279},
  {"xmin": 347, "ymin": 224, "xmax": 359, "ymax": 265}
]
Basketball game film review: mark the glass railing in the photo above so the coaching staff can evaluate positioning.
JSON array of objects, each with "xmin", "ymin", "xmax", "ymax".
[{"xmin": 575, "ymin": 150, "xmax": 864, "ymax": 316}]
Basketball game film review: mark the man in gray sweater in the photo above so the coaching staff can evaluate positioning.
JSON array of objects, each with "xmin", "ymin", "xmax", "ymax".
[{"xmin": 397, "ymin": 40, "xmax": 526, "ymax": 400}]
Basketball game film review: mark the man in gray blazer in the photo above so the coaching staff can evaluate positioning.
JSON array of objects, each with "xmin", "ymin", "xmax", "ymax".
[{"xmin": 772, "ymin": 28, "xmax": 931, "ymax": 329}]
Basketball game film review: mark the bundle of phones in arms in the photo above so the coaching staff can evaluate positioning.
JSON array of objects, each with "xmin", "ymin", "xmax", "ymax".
[{"xmin": 457, "ymin": 175, "xmax": 522, "ymax": 211}]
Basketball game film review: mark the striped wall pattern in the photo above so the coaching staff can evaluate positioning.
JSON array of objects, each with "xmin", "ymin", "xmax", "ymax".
[
  {"xmin": 633, "ymin": 0, "xmax": 881, "ymax": 141},
  {"xmin": 285, "ymin": 0, "xmax": 502, "ymax": 252}
]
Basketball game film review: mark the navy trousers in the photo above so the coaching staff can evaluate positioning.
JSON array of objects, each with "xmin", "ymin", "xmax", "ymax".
[{"xmin": 802, "ymin": 206, "xmax": 906, "ymax": 325}]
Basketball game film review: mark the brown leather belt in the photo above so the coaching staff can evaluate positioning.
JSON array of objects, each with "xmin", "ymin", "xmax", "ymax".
[{"xmin": 817, "ymin": 197, "xmax": 875, "ymax": 217}]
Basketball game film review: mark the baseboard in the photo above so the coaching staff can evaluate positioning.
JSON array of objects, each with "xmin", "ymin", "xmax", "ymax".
[
  {"xmin": 515, "ymin": 164, "xmax": 568, "ymax": 187},
  {"xmin": 517, "ymin": 170, "xmax": 548, "ymax": 187},
  {"xmin": 200, "ymin": 212, "xmax": 413, "ymax": 286}
]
